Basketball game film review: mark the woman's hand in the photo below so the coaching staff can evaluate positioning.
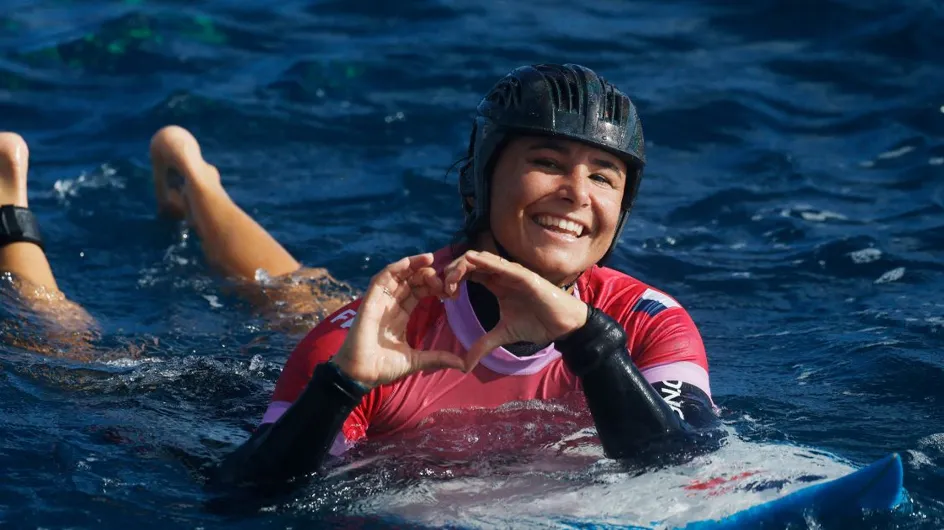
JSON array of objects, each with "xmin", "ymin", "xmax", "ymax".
[
  {"xmin": 332, "ymin": 253, "xmax": 466, "ymax": 388},
  {"xmin": 442, "ymin": 250, "xmax": 588, "ymax": 371}
]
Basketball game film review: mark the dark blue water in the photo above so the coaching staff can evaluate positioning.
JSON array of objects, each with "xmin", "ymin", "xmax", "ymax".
[{"xmin": 1, "ymin": 0, "xmax": 942, "ymax": 528}]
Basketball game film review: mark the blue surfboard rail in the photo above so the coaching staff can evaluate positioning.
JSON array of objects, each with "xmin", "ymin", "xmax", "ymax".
[
  {"xmin": 557, "ymin": 453, "xmax": 905, "ymax": 530},
  {"xmin": 682, "ymin": 453, "xmax": 905, "ymax": 529}
]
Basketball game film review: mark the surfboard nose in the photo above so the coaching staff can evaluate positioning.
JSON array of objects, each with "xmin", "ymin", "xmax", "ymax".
[
  {"xmin": 856, "ymin": 452, "xmax": 905, "ymax": 510},
  {"xmin": 681, "ymin": 452, "xmax": 907, "ymax": 529}
]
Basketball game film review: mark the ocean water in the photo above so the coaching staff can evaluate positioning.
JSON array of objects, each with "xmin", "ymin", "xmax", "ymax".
[{"xmin": 0, "ymin": 0, "xmax": 942, "ymax": 528}]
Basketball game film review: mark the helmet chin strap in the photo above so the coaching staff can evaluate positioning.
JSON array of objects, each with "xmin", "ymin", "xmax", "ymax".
[{"xmin": 489, "ymin": 232, "xmax": 581, "ymax": 292}]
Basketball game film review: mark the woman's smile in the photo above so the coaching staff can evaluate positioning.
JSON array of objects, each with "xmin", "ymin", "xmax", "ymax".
[{"xmin": 483, "ymin": 136, "xmax": 626, "ymax": 285}]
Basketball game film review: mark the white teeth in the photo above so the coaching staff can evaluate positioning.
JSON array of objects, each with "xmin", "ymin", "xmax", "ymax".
[{"xmin": 535, "ymin": 215, "xmax": 584, "ymax": 237}]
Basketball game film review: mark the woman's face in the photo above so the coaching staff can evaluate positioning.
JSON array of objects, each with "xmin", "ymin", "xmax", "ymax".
[{"xmin": 480, "ymin": 136, "xmax": 628, "ymax": 286}]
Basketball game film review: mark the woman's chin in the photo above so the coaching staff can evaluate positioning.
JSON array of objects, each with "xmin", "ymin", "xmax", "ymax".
[{"xmin": 520, "ymin": 251, "xmax": 591, "ymax": 285}]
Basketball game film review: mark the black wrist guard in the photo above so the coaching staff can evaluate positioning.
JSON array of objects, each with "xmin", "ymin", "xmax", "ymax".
[
  {"xmin": 0, "ymin": 205, "xmax": 43, "ymax": 250},
  {"xmin": 556, "ymin": 305, "xmax": 626, "ymax": 376}
]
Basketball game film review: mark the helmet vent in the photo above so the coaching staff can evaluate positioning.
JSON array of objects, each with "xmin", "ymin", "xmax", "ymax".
[
  {"xmin": 603, "ymin": 86, "xmax": 628, "ymax": 126},
  {"xmin": 534, "ymin": 64, "xmax": 581, "ymax": 113},
  {"xmin": 486, "ymin": 77, "xmax": 522, "ymax": 109},
  {"xmin": 544, "ymin": 70, "xmax": 563, "ymax": 110},
  {"xmin": 560, "ymin": 67, "xmax": 580, "ymax": 113}
]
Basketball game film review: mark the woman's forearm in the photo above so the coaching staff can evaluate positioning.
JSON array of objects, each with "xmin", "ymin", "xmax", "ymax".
[
  {"xmin": 556, "ymin": 306, "xmax": 717, "ymax": 459},
  {"xmin": 214, "ymin": 361, "xmax": 366, "ymax": 486}
]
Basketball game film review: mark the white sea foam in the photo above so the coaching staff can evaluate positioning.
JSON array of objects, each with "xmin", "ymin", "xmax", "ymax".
[
  {"xmin": 202, "ymin": 294, "xmax": 223, "ymax": 309},
  {"xmin": 53, "ymin": 163, "xmax": 125, "ymax": 203},
  {"xmin": 849, "ymin": 248, "xmax": 882, "ymax": 264},
  {"xmin": 917, "ymin": 433, "xmax": 944, "ymax": 450},
  {"xmin": 875, "ymin": 267, "xmax": 906, "ymax": 284},
  {"xmin": 799, "ymin": 210, "xmax": 847, "ymax": 222},
  {"xmin": 777, "ymin": 205, "xmax": 848, "ymax": 222},
  {"xmin": 877, "ymin": 145, "xmax": 915, "ymax": 159},
  {"xmin": 103, "ymin": 357, "xmax": 165, "ymax": 368},
  {"xmin": 349, "ymin": 430, "xmax": 854, "ymax": 529},
  {"xmin": 906, "ymin": 450, "xmax": 934, "ymax": 469}
]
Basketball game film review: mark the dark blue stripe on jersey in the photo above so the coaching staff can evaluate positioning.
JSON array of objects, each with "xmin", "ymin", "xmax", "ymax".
[{"xmin": 632, "ymin": 298, "xmax": 668, "ymax": 317}]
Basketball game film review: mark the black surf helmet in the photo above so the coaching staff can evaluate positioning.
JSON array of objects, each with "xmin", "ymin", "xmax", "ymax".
[{"xmin": 459, "ymin": 63, "xmax": 646, "ymax": 264}]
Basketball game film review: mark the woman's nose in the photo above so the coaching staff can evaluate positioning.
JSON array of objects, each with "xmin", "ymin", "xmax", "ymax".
[{"xmin": 560, "ymin": 166, "xmax": 592, "ymax": 206}]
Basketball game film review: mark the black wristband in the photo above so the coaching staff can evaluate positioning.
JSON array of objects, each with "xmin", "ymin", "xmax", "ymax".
[
  {"xmin": 0, "ymin": 205, "xmax": 44, "ymax": 250},
  {"xmin": 324, "ymin": 359, "xmax": 371, "ymax": 400},
  {"xmin": 556, "ymin": 305, "xmax": 627, "ymax": 377}
]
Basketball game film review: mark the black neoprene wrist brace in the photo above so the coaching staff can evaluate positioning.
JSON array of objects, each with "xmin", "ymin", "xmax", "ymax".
[
  {"xmin": 214, "ymin": 361, "xmax": 367, "ymax": 486},
  {"xmin": 0, "ymin": 205, "xmax": 43, "ymax": 250},
  {"xmin": 556, "ymin": 306, "xmax": 685, "ymax": 459}
]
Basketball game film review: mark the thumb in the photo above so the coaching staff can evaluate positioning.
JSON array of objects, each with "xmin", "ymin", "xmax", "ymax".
[
  {"xmin": 464, "ymin": 323, "xmax": 513, "ymax": 372},
  {"xmin": 410, "ymin": 349, "xmax": 467, "ymax": 374}
]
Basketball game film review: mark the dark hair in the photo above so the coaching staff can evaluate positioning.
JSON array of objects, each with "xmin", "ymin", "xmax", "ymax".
[
  {"xmin": 443, "ymin": 141, "xmax": 473, "ymax": 253},
  {"xmin": 448, "ymin": 127, "xmax": 478, "ymax": 243}
]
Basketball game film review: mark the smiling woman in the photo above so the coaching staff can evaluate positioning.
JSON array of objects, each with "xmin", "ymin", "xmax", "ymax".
[
  {"xmin": 214, "ymin": 64, "xmax": 721, "ymax": 487},
  {"xmin": 0, "ymin": 64, "xmax": 719, "ymax": 491}
]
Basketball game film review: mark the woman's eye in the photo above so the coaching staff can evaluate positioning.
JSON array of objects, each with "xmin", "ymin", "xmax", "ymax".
[{"xmin": 591, "ymin": 173, "xmax": 614, "ymax": 186}]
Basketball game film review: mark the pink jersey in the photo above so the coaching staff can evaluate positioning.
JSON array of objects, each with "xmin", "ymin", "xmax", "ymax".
[{"xmin": 263, "ymin": 248, "xmax": 710, "ymax": 455}]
